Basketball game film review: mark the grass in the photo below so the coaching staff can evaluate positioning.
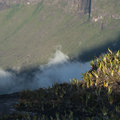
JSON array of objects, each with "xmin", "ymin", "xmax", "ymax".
[
  {"xmin": 0, "ymin": 48, "xmax": 120, "ymax": 119},
  {"xmin": 32, "ymin": 0, "xmax": 44, "ymax": 15},
  {"xmin": 4, "ymin": 4, "xmax": 22, "ymax": 21},
  {"xmin": 0, "ymin": 0, "xmax": 120, "ymax": 69}
]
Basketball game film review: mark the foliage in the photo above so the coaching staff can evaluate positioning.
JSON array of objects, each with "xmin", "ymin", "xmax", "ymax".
[{"xmin": 0, "ymin": 48, "xmax": 120, "ymax": 119}]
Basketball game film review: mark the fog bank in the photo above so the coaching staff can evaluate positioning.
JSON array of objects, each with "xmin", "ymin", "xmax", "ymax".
[{"xmin": 0, "ymin": 50, "xmax": 91, "ymax": 95}]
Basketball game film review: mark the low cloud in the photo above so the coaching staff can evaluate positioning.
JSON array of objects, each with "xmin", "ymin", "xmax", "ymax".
[{"xmin": 0, "ymin": 50, "xmax": 91, "ymax": 95}]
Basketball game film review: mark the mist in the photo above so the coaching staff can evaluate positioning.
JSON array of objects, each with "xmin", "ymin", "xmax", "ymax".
[{"xmin": 0, "ymin": 50, "xmax": 91, "ymax": 95}]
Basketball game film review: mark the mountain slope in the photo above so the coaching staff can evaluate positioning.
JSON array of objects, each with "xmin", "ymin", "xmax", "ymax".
[{"xmin": 0, "ymin": 0, "xmax": 120, "ymax": 69}]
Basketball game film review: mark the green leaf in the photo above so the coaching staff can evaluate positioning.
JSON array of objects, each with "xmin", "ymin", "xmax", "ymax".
[{"xmin": 108, "ymin": 48, "xmax": 112, "ymax": 55}]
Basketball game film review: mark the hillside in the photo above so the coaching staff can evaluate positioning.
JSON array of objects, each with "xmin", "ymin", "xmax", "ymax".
[{"xmin": 0, "ymin": 0, "xmax": 120, "ymax": 69}]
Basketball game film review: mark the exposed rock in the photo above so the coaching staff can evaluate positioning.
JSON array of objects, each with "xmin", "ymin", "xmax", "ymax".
[
  {"xmin": 0, "ymin": 3, "xmax": 10, "ymax": 11},
  {"xmin": 0, "ymin": 0, "xmax": 91, "ymax": 16},
  {"xmin": 0, "ymin": 0, "xmax": 120, "ymax": 19},
  {"xmin": 99, "ymin": 21, "xmax": 107, "ymax": 30},
  {"xmin": 112, "ymin": 14, "xmax": 120, "ymax": 19},
  {"xmin": 0, "ymin": 0, "xmax": 42, "ymax": 5},
  {"xmin": 63, "ymin": 0, "xmax": 91, "ymax": 16}
]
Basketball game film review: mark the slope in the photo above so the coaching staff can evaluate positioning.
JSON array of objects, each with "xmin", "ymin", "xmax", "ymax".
[{"xmin": 0, "ymin": 0, "xmax": 120, "ymax": 69}]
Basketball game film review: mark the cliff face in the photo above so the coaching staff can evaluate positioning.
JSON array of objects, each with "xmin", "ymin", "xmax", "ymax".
[
  {"xmin": 0, "ymin": 0, "xmax": 42, "ymax": 5},
  {"xmin": 0, "ymin": 0, "xmax": 91, "ymax": 15},
  {"xmin": 0, "ymin": 3, "xmax": 10, "ymax": 11},
  {"xmin": 0, "ymin": 0, "xmax": 119, "ymax": 25},
  {"xmin": 1, "ymin": 0, "xmax": 119, "ymax": 20},
  {"xmin": 64, "ymin": 0, "xmax": 91, "ymax": 14}
]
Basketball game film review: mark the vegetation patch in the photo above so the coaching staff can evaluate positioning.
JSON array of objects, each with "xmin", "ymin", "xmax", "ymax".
[
  {"xmin": 4, "ymin": 4, "xmax": 23, "ymax": 21},
  {"xmin": 32, "ymin": 0, "xmax": 44, "ymax": 16},
  {"xmin": 0, "ymin": 48, "xmax": 120, "ymax": 119}
]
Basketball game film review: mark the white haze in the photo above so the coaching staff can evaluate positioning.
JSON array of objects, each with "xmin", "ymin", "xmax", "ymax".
[{"xmin": 0, "ymin": 50, "xmax": 91, "ymax": 95}]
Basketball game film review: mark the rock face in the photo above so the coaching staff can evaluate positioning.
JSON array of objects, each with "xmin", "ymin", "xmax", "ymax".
[
  {"xmin": 0, "ymin": 3, "xmax": 10, "ymax": 11},
  {"xmin": 70, "ymin": 0, "xmax": 90, "ymax": 14},
  {"xmin": 0, "ymin": 0, "xmax": 42, "ymax": 5},
  {"xmin": 0, "ymin": 0, "xmax": 119, "ymax": 21},
  {"xmin": 0, "ymin": 0, "xmax": 91, "ymax": 15}
]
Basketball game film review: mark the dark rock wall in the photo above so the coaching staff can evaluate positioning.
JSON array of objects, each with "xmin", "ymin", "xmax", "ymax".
[
  {"xmin": 74, "ymin": 0, "xmax": 90, "ymax": 14},
  {"xmin": 0, "ymin": 3, "xmax": 10, "ymax": 11},
  {"xmin": 0, "ymin": 0, "xmax": 92, "ymax": 16}
]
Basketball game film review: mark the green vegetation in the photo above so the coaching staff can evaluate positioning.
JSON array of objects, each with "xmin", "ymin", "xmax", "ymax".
[
  {"xmin": 0, "ymin": 48, "xmax": 120, "ymax": 119},
  {"xmin": 0, "ymin": 0, "xmax": 120, "ymax": 119},
  {"xmin": 0, "ymin": 0, "xmax": 120, "ymax": 69},
  {"xmin": 4, "ymin": 4, "xmax": 22, "ymax": 21},
  {"xmin": 32, "ymin": 0, "xmax": 43, "ymax": 15}
]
